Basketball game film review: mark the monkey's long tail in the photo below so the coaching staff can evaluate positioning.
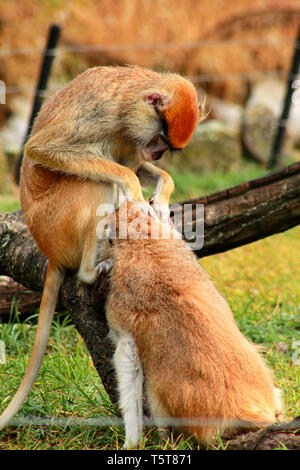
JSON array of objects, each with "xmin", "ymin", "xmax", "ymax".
[{"xmin": 0, "ymin": 262, "xmax": 64, "ymax": 429}]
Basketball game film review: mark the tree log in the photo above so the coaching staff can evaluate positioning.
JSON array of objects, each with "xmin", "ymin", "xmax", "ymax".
[
  {"xmin": 1, "ymin": 161, "xmax": 300, "ymax": 448},
  {"xmin": 224, "ymin": 417, "xmax": 300, "ymax": 450},
  {"xmin": 178, "ymin": 160, "xmax": 300, "ymax": 257}
]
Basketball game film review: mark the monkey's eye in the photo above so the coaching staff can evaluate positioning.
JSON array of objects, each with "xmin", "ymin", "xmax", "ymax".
[{"xmin": 160, "ymin": 117, "xmax": 169, "ymax": 142}]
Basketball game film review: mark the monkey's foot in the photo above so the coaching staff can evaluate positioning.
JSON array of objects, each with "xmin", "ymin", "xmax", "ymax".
[
  {"xmin": 95, "ymin": 258, "xmax": 114, "ymax": 277},
  {"xmin": 78, "ymin": 258, "xmax": 114, "ymax": 284},
  {"xmin": 123, "ymin": 434, "xmax": 143, "ymax": 450}
]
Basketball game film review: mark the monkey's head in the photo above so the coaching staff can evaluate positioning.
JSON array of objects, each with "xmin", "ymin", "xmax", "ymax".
[
  {"xmin": 123, "ymin": 74, "xmax": 205, "ymax": 162},
  {"xmin": 106, "ymin": 202, "xmax": 180, "ymax": 246}
]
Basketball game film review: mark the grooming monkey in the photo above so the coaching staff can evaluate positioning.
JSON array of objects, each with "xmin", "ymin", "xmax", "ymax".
[
  {"xmin": 0, "ymin": 65, "xmax": 203, "ymax": 428},
  {"xmin": 105, "ymin": 203, "xmax": 282, "ymax": 448}
]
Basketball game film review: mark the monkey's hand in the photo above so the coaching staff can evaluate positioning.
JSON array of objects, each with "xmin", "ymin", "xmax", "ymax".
[
  {"xmin": 128, "ymin": 199, "xmax": 156, "ymax": 218},
  {"xmin": 149, "ymin": 197, "xmax": 173, "ymax": 226},
  {"xmin": 137, "ymin": 163, "xmax": 174, "ymax": 225}
]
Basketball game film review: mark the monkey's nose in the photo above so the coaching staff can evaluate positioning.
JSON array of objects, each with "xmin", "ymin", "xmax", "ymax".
[{"xmin": 153, "ymin": 142, "xmax": 169, "ymax": 160}]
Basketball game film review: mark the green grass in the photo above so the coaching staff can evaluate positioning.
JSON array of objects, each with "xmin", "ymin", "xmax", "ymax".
[
  {"xmin": 0, "ymin": 161, "xmax": 269, "ymax": 212},
  {"xmin": 0, "ymin": 194, "xmax": 21, "ymax": 213},
  {"xmin": 0, "ymin": 161, "xmax": 299, "ymax": 449},
  {"xmin": 169, "ymin": 160, "xmax": 267, "ymax": 201}
]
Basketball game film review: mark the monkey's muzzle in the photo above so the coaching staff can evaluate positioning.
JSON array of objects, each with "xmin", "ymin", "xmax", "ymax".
[{"xmin": 141, "ymin": 141, "xmax": 169, "ymax": 162}]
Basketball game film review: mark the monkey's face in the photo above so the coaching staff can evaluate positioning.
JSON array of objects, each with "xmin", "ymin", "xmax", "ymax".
[
  {"xmin": 121, "ymin": 93, "xmax": 171, "ymax": 162},
  {"xmin": 140, "ymin": 132, "xmax": 170, "ymax": 162},
  {"xmin": 140, "ymin": 89, "xmax": 201, "ymax": 162},
  {"xmin": 123, "ymin": 79, "xmax": 204, "ymax": 163}
]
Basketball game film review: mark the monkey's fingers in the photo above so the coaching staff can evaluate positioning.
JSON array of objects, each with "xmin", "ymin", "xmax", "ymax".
[
  {"xmin": 149, "ymin": 200, "xmax": 173, "ymax": 227},
  {"xmin": 129, "ymin": 200, "xmax": 156, "ymax": 218}
]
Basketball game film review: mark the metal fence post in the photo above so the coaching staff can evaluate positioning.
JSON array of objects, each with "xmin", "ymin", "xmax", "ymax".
[
  {"xmin": 268, "ymin": 24, "xmax": 300, "ymax": 169},
  {"xmin": 15, "ymin": 23, "xmax": 61, "ymax": 183}
]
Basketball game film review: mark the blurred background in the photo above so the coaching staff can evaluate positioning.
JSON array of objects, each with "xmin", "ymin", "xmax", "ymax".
[
  {"xmin": 0, "ymin": 2, "xmax": 299, "ymax": 443},
  {"xmin": 1, "ymin": 0, "xmax": 300, "ymax": 205}
]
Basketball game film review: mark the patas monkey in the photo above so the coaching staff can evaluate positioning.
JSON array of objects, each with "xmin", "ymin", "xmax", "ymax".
[
  {"xmin": 105, "ymin": 203, "xmax": 282, "ymax": 448},
  {"xmin": 0, "ymin": 66, "xmax": 203, "ymax": 428}
]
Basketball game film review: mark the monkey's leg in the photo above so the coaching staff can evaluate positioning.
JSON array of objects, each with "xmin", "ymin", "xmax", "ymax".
[
  {"xmin": 113, "ymin": 333, "xmax": 144, "ymax": 449},
  {"xmin": 25, "ymin": 138, "xmax": 146, "ymax": 205},
  {"xmin": 146, "ymin": 387, "xmax": 172, "ymax": 437},
  {"xmin": 0, "ymin": 262, "xmax": 64, "ymax": 429},
  {"xmin": 78, "ymin": 226, "xmax": 114, "ymax": 283}
]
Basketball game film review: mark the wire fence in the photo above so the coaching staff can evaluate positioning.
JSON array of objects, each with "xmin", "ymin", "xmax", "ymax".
[
  {"xmin": 2, "ymin": 70, "xmax": 290, "ymax": 97},
  {"xmin": 8, "ymin": 415, "xmax": 260, "ymax": 430},
  {"xmin": 1, "ymin": 36, "xmax": 299, "ymax": 95},
  {"xmin": 0, "ymin": 36, "xmax": 298, "ymax": 57}
]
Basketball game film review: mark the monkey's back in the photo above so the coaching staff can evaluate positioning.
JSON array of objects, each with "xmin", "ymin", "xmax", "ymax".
[
  {"xmin": 31, "ymin": 65, "xmax": 191, "ymax": 136},
  {"xmin": 106, "ymin": 235, "xmax": 278, "ymax": 442}
]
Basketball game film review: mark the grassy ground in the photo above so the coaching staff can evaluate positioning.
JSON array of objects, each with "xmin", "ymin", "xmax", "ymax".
[
  {"xmin": 0, "ymin": 162, "xmax": 299, "ymax": 450},
  {"xmin": 0, "ymin": 193, "xmax": 21, "ymax": 213}
]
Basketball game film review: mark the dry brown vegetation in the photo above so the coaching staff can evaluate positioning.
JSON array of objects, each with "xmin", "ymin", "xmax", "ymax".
[{"xmin": 1, "ymin": 0, "xmax": 300, "ymax": 106}]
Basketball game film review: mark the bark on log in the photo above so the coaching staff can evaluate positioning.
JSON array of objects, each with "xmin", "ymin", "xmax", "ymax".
[
  {"xmin": 178, "ymin": 160, "xmax": 300, "ymax": 257},
  {"xmin": 1, "ymin": 161, "xmax": 300, "ymax": 447},
  {"xmin": 224, "ymin": 417, "xmax": 300, "ymax": 450}
]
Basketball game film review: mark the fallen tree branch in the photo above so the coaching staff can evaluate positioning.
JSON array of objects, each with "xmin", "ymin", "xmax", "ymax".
[
  {"xmin": 180, "ymin": 161, "xmax": 300, "ymax": 257},
  {"xmin": 1, "ymin": 161, "xmax": 300, "ymax": 447},
  {"xmin": 224, "ymin": 417, "xmax": 300, "ymax": 450}
]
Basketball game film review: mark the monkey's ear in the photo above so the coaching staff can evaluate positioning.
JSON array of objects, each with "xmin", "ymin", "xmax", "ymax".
[{"xmin": 144, "ymin": 92, "xmax": 171, "ymax": 112}]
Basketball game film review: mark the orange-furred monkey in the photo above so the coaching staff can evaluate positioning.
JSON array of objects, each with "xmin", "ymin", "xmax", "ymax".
[
  {"xmin": 105, "ymin": 203, "xmax": 282, "ymax": 448},
  {"xmin": 0, "ymin": 66, "xmax": 203, "ymax": 428}
]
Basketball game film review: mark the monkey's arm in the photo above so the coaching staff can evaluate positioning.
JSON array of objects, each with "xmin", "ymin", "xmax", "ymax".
[
  {"xmin": 25, "ymin": 132, "xmax": 145, "ymax": 203},
  {"xmin": 137, "ymin": 162, "xmax": 174, "ymax": 206}
]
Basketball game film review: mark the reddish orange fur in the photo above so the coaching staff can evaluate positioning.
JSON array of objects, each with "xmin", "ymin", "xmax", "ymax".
[
  {"xmin": 106, "ymin": 203, "xmax": 282, "ymax": 444},
  {"xmin": 162, "ymin": 80, "xmax": 199, "ymax": 149}
]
